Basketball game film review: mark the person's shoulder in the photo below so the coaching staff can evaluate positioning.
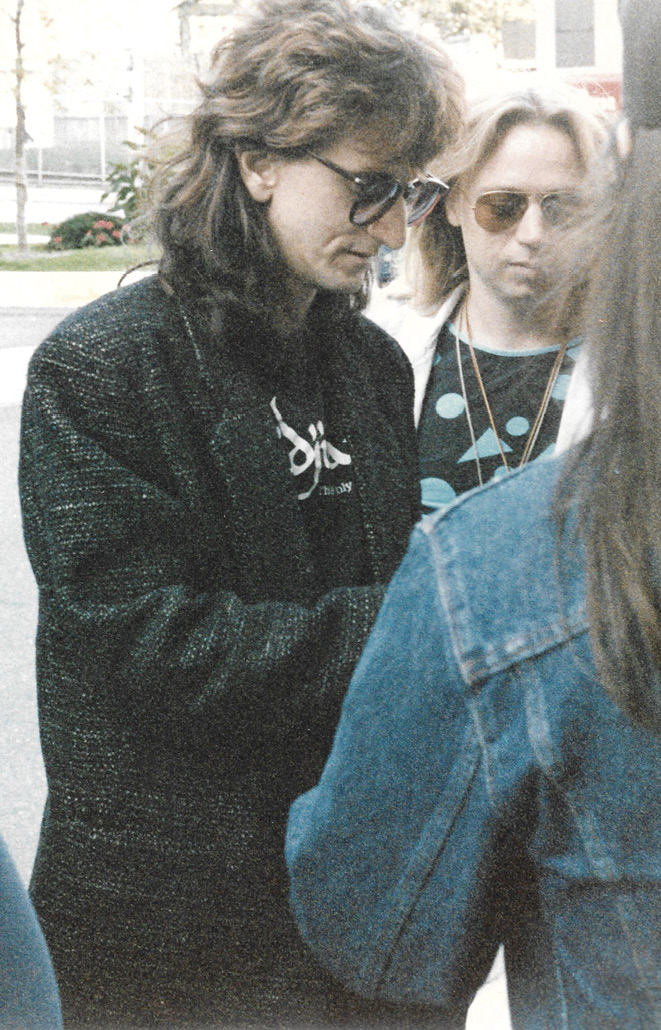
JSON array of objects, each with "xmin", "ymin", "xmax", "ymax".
[
  {"xmin": 355, "ymin": 307, "xmax": 410, "ymax": 372},
  {"xmin": 31, "ymin": 275, "xmax": 177, "ymax": 370},
  {"xmin": 417, "ymin": 459, "xmax": 588, "ymax": 680},
  {"xmin": 26, "ymin": 275, "xmax": 185, "ymax": 415},
  {"xmin": 355, "ymin": 322, "xmax": 418, "ymax": 430},
  {"xmin": 49, "ymin": 274, "xmax": 171, "ymax": 337},
  {"xmin": 424, "ymin": 453, "xmax": 559, "ymax": 539}
]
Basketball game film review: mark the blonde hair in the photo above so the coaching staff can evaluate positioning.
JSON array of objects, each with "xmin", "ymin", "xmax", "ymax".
[{"xmin": 402, "ymin": 81, "xmax": 609, "ymax": 314}]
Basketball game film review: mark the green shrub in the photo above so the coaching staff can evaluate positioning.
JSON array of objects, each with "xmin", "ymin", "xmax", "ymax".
[
  {"xmin": 102, "ymin": 157, "xmax": 142, "ymax": 222},
  {"xmin": 47, "ymin": 211, "xmax": 133, "ymax": 250},
  {"xmin": 101, "ymin": 131, "xmax": 153, "ymax": 234}
]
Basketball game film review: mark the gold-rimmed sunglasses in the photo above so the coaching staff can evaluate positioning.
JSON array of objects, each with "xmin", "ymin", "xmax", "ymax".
[{"xmin": 470, "ymin": 189, "xmax": 581, "ymax": 233}]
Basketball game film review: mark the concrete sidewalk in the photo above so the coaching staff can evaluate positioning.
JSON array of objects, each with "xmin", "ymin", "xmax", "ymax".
[{"xmin": 0, "ymin": 270, "xmax": 150, "ymax": 309}]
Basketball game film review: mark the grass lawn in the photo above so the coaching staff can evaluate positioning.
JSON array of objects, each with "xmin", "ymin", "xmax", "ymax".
[
  {"xmin": 0, "ymin": 242, "xmax": 159, "ymax": 272},
  {"xmin": 0, "ymin": 222, "xmax": 51, "ymax": 235}
]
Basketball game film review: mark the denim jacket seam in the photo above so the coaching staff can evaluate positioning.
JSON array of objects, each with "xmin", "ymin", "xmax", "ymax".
[
  {"xmin": 424, "ymin": 525, "xmax": 478, "ymax": 684},
  {"xmin": 358, "ymin": 730, "xmax": 482, "ymax": 990},
  {"xmin": 422, "ymin": 517, "xmax": 589, "ymax": 687},
  {"xmin": 525, "ymin": 668, "xmax": 661, "ymax": 1004},
  {"xmin": 525, "ymin": 666, "xmax": 619, "ymax": 881},
  {"xmin": 551, "ymin": 956, "xmax": 571, "ymax": 1029},
  {"xmin": 459, "ymin": 617, "xmax": 589, "ymax": 686},
  {"xmin": 464, "ymin": 693, "xmax": 498, "ymax": 803}
]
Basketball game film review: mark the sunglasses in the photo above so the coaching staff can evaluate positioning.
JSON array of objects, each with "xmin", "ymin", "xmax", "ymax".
[
  {"xmin": 471, "ymin": 189, "xmax": 580, "ymax": 233},
  {"xmin": 308, "ymin": 153, "xmax": 447, "ymax": 228}
]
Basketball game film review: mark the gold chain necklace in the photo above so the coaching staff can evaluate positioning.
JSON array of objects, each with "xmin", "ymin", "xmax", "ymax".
[{"xmin": 454, "ymin": 298, "xmax": 568, "ymax": 485}]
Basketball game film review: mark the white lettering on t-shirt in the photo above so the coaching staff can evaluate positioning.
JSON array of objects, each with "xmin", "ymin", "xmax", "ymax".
[{"xmin": 270, "ymin": 396, "xmax": 352, "ymax": 500}]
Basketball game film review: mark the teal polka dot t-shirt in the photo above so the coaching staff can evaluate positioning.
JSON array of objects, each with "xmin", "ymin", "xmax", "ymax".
[{"xmin": 417, "ymin": 319, "xmax": 579, "ymax": 515}]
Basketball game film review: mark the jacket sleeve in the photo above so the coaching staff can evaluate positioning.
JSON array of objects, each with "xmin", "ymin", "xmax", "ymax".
[
  {"xmin": 18, "ymin": 332, "xmax": 387, "ymax": 765},
  {"xmin": 286, "ymin": 523, "xmax": 522, "ymax": 1013}
]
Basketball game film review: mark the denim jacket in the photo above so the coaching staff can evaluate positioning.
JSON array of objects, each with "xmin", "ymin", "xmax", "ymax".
[{"xmin": 287, "ymin": 458, "xmax": 661, "ymax": 1030}]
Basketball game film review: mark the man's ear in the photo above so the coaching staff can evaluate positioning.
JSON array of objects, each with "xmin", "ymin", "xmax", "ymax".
[
  {"xmin": 237, "ymin": 150, "xmax": 279, "ymax": 203},
  {"xmin": 444, "ymin": 185, "xmax": 463, "ymax": 227}
]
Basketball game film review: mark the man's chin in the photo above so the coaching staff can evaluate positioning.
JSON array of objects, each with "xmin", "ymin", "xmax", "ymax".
[
  {"xmin": 324, "ymin": 272, "xmax": 370, "ymax": 295},
  {"xmin": 506, "ymin": 287, "xmax": 541, "ymax": 304},
  {"xmin": 504, "ymin": 278, "xmax": 549, "ymax": 305}
]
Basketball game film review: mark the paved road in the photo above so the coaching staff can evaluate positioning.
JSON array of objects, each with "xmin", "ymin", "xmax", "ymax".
[
  {"xmin": 0, "ymin": 307, "xmax": 67, "ymax": 351},
  {"xmin": 0, "ymin": 308, "xmax": 70, "ymax": 886}
]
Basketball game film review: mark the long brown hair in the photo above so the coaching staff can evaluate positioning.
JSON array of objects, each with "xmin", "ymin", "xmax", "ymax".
[
  {"xmin": 556, "ymin": 126, "xmax": 661, "ymax": 729},
  {"xmin": 147, "ymin": 0, "xmax": 464, "ymax": 321}
]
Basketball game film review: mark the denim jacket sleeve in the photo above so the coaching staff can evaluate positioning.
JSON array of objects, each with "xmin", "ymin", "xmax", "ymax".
[
  {"xmin": 286, "ymin": 521, "xmax": 534, "ymax": 1015},
  {"xmin": 288, "ymin": 459, "xmax": 661, "ymax": 1029}
]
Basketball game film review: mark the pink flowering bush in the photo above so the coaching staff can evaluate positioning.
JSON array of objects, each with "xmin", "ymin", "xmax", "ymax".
[{"xmin": 47, "ymin": 211, "xmax": 133, "ymax": 250}]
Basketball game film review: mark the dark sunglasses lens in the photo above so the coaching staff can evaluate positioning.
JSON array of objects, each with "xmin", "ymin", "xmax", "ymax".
[
  {"xmin": 474, "ymin": 191, "xmax": 527, "ymax": 232},
  {"xmin": 541, "ymin": 192, "xmax": 579, "ymax": 226},
  {"xmin": 406, "ymin": 181, "xmax": 443, "ymax": 226},
  {"xmin": 351, "ymin": 179, "xmax": 400, "ymax": 226}
]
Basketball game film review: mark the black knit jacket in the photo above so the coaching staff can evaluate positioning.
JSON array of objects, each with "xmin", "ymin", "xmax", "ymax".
[{"xmin": 19, "ymin": 276, "xmax": 429, "ymax": 1028}]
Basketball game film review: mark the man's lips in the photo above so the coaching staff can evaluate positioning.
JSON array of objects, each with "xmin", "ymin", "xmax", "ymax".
[
  {"xmin": 345, "ymin": 249, "xmax": 378, "ymax": 260},
  {"xmin": 509, "ymin": 262, "xmax": 543, "ymax": 276}
]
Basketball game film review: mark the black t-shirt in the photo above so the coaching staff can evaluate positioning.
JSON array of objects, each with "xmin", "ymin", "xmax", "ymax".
[
  {"xmin": 270, "ymin": 328, "xmax": 369, "ymax": 592},
  {"xmin": 417, "ymin": 319, "xmax": 579, "ymax": 516}
]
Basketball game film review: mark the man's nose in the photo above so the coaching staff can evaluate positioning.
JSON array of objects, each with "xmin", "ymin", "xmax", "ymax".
[
  {"xmin": 366, "ymin": 197, "xmax": 407, "ymax": 252},
  {"xmin": 515, "ymin": 202, "xmax": 545, "ymax": 246}
]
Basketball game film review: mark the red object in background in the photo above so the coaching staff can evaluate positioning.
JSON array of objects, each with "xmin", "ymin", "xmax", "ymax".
[{"xmin": 564, "ymin": 72, "xmax": 622, "ymax": 110}]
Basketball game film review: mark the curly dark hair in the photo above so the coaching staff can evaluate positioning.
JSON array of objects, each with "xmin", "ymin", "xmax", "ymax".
[{"xmin": 148, "ymin": 0, "xmax": 464, "ymax": 322}]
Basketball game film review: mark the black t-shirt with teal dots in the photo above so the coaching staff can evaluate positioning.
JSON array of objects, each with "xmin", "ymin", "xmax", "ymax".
[{"xmin": 417, "ymin": 319, "xmax": 580, "ymax": 516}]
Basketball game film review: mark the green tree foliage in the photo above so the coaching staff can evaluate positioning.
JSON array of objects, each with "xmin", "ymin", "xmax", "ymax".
[
  {"xmin": 102, "ymin": 152, "xmax": 142, "ymax": 222},
  {"xmin": 100, "ymin": 127, "xmax": 154, "ymax": 241}
]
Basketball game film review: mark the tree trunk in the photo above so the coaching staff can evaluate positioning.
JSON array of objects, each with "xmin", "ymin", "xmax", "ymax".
[{"xmin": 14, "ymin": 0, "xmax": 29, "ymax": 256}]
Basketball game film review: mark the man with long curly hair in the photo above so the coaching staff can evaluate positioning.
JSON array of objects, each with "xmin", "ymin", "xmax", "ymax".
[{"xmin": 18, "ymin": 0, "xmax": 464, "ymax": 1025}]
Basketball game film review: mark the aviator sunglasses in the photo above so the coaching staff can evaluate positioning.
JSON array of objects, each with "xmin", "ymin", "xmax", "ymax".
[
  {"xmin": 470, "ymin": 189, "xmax": 580, "ymax": 233},
  {"xmin": 308, "ymin": 152, "xmax": 447, "ymax": 228}
]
